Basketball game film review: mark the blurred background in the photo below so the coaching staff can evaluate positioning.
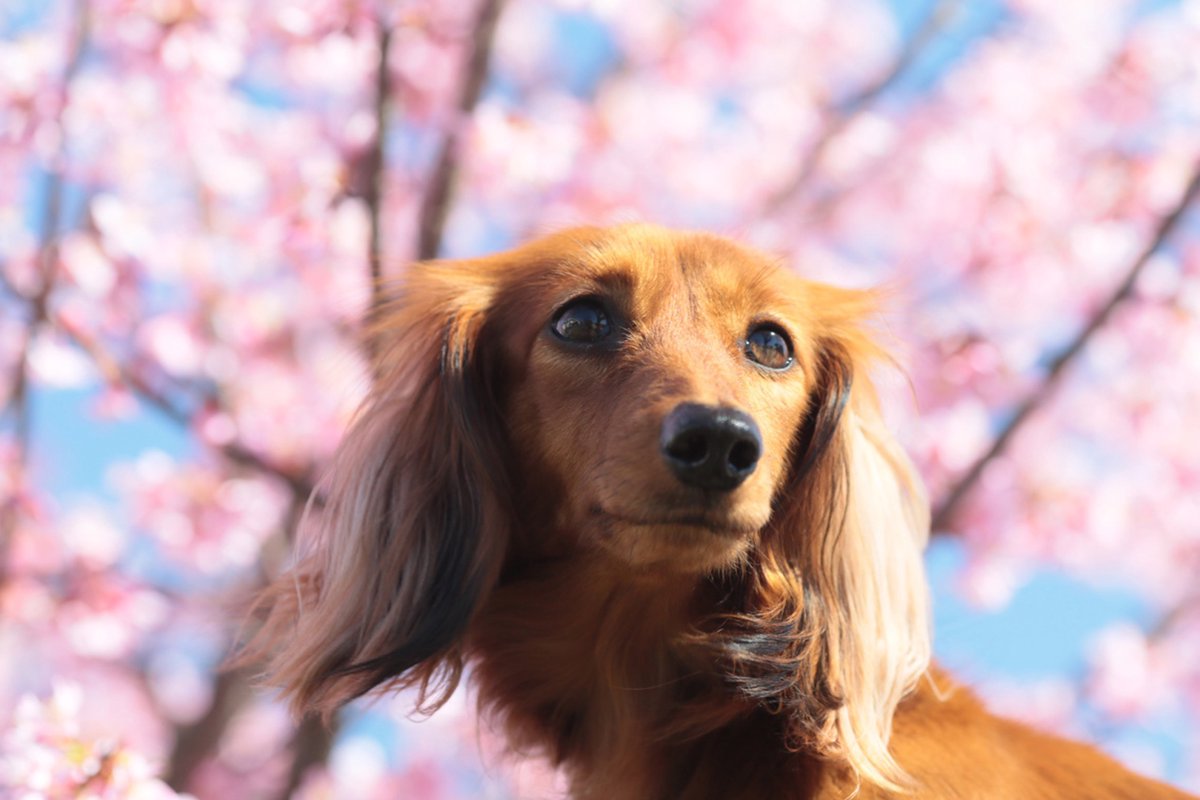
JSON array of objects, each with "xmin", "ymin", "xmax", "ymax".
[{"xmin": 2, "ymin": 0, "xmax": 1199, "ymax": 796}]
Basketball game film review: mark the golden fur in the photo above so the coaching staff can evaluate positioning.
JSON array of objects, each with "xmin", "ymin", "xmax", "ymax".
[{"xmin": 242, "ymin": 225, "xmax": 1194, "ymax": 799}]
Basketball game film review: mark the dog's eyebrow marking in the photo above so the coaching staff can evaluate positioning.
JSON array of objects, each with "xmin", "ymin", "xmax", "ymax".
[
  {"xmin": 748, "ymin": 261, "xmax": 781, "ymax": 294},
  {"xmin": 544, "ymin": 262, "xmax": 635, "ymax": 302},
  {"xmin": 678, "ymin": 256, "xmax": 702, "ymax": 323}
]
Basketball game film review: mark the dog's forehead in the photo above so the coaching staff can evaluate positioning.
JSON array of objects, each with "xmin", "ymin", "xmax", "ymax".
[{"xmin": 533, "ymin": 227, "xmax": 793, "ymax": 314}]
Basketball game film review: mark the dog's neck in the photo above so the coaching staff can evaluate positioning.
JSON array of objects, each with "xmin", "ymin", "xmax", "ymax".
[{"xmin": 469, "ymin": 553, "xmax": 838, "ymax": 799}]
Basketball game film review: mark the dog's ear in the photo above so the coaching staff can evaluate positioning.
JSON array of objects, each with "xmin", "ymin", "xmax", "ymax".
[
  {"xmin": 788, "ymin": 337, "xmax": 931, "ymax": 791},
  {"xmin": 723, "ymin": 286, "xmax": 931, "ymax": 792},
  {"xmin": 241, "ymin": 260, "xmax": 511, "ymax": 718}
]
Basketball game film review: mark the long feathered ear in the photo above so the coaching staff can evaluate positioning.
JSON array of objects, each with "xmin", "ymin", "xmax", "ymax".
[
  {"xmin": 717, "ymin": 288, "xmax": 931, "ymax": 793},
  {"xmin": 240, "ymin": 262, "xmax": 511, "ymax": 718},
  {"xmin": 786, "ymin": 338, "xmax": 931, "ymax": 792}
]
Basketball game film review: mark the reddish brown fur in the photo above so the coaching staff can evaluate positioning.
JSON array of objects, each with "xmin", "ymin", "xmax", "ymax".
[{"xmin": 242, "ymin": 225, "xmax": 1196, "ymax": 799}]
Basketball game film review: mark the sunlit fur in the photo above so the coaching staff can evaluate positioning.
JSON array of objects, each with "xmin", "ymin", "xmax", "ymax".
[{"xmin": 243, "ymin": 225, "xmax": 1196, "ymax": 799}]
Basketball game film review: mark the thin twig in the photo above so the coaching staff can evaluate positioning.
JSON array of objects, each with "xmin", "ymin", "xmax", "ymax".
[
  {"xmin": 1148, "ymin": 598, "xmax": 1194, "ymax": 642},
  {"xmin": 0, "ymin": 326, "xmax": 32, "ymax": 587},
  {"xmin": 0, "ymin": 0, "xmax": 92, "ymax": 584},
  {"xmin": 59, "ymin": 317, "xmax": 314, "ymax": 497},
  {"xmin": 365, "ymin": 25, "xmax": 392, "ymax": 318},
  {"xmin": 761, "ymin": 0, "xmax": 960, "ymax": 217},
  {"xmin": 931, "ymin": 163, "xmax": 1200, "ymax": 532},
  {"xmin": 164, "ymin": 668, "xmax": 252, "ymax": 790},
  {"xmin": 275, "ymin": 715, "xmax": 339, "ymax": 800},
  {"xmin": 347, "ymin": 21, "xmax": 394, "ymax": 373},
  {"xmin": 415, "ymin": 0, "xmax": 505, "ymax": 261}
]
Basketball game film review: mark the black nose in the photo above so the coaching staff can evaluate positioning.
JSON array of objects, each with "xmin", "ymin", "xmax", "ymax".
[{"xmin": 660, "ymin": 404, "xmax": 763, "ymax": 492}]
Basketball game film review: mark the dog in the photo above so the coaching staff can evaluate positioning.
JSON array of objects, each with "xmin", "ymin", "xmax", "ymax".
[{"xmin": 244, "ymin": 225, "xmax": 1195, "ymax": 798}]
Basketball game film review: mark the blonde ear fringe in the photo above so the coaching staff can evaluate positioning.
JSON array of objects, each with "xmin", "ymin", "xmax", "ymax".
[{"xmin": 821, "ymin": 405, "xmax": 932, "ymax": 794}]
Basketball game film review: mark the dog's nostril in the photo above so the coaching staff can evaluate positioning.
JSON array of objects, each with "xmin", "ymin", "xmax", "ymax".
[
  {"xmin": 728, "ymin": 440, "xmax": 759, "ymax": 472},
  {"xmin": 667, "ymin": 431, "xmax": 708, "ymax": 465}
]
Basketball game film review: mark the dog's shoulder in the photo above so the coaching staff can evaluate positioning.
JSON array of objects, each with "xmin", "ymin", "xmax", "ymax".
[{"xmin": 868, "ymin": 668, "xmax": 1196, "ymax": 799}]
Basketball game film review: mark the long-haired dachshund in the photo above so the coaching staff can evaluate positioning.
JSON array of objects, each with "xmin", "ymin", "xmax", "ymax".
[{"xmin": 244, "ymin": 225, "xmax": 1194, "ymax": 798}]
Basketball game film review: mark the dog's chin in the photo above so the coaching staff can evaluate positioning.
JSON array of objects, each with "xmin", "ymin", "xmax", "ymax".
[{"xmin": 586, "ymin": 507, "xmax": 762, "ymax": 574}]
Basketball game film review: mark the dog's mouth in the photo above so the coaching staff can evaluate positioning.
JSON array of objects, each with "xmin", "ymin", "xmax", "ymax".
[
  {"xmin": 588, "ymin": 505, "xmax": 761, "ymax": 537},
  {"xmin": 586, "ymin": 504, "xmax": 760, "ymax": 571}
]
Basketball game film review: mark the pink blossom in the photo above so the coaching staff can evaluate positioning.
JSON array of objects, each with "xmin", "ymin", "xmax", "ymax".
[
  {"xmin": 0, "ymin": 683, "xmax": 187, "ymax": 799},
  {"xmin": 1086, "ymin": 624, "xmax": 1168, "ymax": 719},
  {"xmin": 26, "ymin": 332, "xmax": 96, "ymax": 389},
  {"xmin": 112, "ymin": 452, "xmax": 290, "ymax": 573}
]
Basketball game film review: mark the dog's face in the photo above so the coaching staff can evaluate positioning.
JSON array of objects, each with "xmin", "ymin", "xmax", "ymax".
[{"xmin": 495, "ymin": 227, "xmax": 826, "ymax": 573}]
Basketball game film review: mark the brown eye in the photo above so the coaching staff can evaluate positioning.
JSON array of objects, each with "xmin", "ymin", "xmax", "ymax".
[
  {"xmin": 551, "ymin": 297, "xmax": 612, "ymax": 344},
  {"xmin": 744, "ymin": 324, "xmax": 793, "ymax": 370}
]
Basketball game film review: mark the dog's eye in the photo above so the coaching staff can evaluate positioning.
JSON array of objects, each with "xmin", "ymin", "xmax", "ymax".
[
  {"xmin": 744, "ymin": 324, "xmax": 793, "ymax": 370},
  {"xmin": 551, "ymin": 297, "xmax": 612, "ymax": 343}
]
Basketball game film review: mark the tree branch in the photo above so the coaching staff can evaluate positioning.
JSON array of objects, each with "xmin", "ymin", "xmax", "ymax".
[
  {"xmin": 761, "ymin": 0, "xmax": 960, "ymax": 217},
  {"xmin": 343, "ymin": 20, "xmax": 395, "ymax": 373},
  {"xmin": 0, "ymin": 0, "xmax": 91, "ymax": 584},
  {"xmin": 59, "ymin": 316, "xmax": 314, "ymax": 498},
  {"xmin": 0, "ymin": 324, "xmax": 32, "ymax": 587},
  {"xmin": 364, "ymin": 24, "xmax": 392, "ymax": 329},
  {"xmin": 163, "ymin": 668, "xmax": 252, "ymax": 790},
  {"xmin": 276, "ymin": 715, "xmax": 339, "ymax": 800},
  {"xmin": 931, "ymin": 163, "xmax": 1200, "ymax": 532},
  {"xmin": 415, "ymin": 0, "xmax": 505, "ymax": 261}
]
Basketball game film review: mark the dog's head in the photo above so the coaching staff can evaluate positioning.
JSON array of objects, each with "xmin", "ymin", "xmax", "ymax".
[{"xmin": 246, "ymin": 224, "xmax": 931, "ymax": 790}]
